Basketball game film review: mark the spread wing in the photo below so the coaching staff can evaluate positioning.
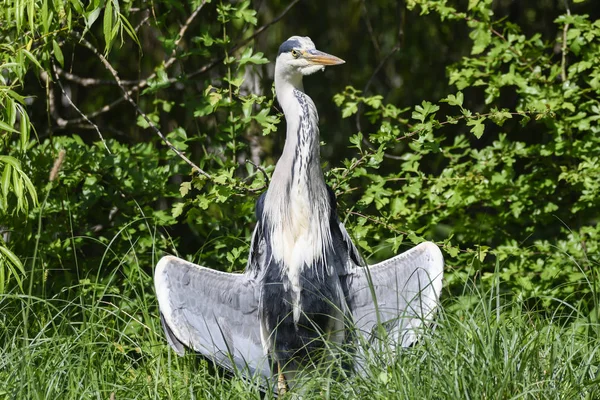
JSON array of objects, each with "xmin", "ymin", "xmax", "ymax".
[
  {"xmin": 154, "ymin": 255, "xmax": 271, "ymax": 379},
  {"xmin": 344, "ymin": 241, "xmax": 444, "ymax": 351}
]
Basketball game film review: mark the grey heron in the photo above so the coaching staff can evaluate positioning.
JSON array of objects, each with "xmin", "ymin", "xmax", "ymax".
[{"xmin": 155, "ymin": 36, "xmax": 443, "ymax": 393}]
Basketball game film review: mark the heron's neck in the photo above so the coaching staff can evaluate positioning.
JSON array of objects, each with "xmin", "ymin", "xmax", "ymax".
[
  {"xmin": 275, "ymin": 72, "xmax": 304, "ymax": 117},
  {"xmin": 273, "ymin": 76, "xmax": 324, "ymax": 192},
  {"xmin": 263, "ymin": 77, "xmax": 332, "ymax": 274}
]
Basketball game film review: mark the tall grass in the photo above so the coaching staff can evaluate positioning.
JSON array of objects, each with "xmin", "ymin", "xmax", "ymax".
[{"xmin": 1, "ymin": 240, "xmax": 598, "ymax": 399}]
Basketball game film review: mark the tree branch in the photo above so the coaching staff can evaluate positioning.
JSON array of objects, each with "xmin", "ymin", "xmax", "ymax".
[
  {"xmin": 51, "ymin": 61, "xmax": 111, "ymax": 153},
  {"xmin": 55, "ymin": 66, "xmax": 138, "ymax": 87},
  {"xmin": 61, "ymin": 0, "xmax": 300, "ymax": 126},
  {"xmin": 355, "ymin": 2, "xmax": 403, "ymax": 160},
  {"xmin": 71, "ymin": 31, "xmax": 210, "ymax": 178},
  {"xmin": 185, "ymin": 0, "xmax": 302, "ymax": 80},
  {"xmin": 561, "ymin": 1, "xmax": 571, "ymax": 82},
  {"xmin": 62, "ymin": 1, "xmax": 208, "ymax": 125}
]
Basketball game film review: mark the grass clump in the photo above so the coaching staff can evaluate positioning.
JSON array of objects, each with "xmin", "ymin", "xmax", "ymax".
[{"xmin": 1, "ymin": 254, "xmax": 598, "ymax": 399}]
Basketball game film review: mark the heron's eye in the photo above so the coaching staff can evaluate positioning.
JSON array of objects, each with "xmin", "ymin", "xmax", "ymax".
[{"xmin": 291, "ymin": 50, "xmax": 300, "ymax": 58}]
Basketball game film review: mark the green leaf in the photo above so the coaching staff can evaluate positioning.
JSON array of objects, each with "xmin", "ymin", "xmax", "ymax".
[
  {"xmin": 103, "ymin": 0, "xmax": 113, "ymax": 53},
  {"xmin": 364, "ymin": 95, "xmax": 383, "ymax": 109},
  {"xmin": 0, "ymin": 246, "xmax": 25, "ymax": 275},
  {"xmin": 136, "ymin": 113, "xmax": 159, "ymax": 129},
  {"xmin": 442, "ymin": 92, "xmax": 464, "ymax": 108},
  {"xmin": 180, "ymin": 182, "xmax": 191, "ymax": 197},
  {"xmin": 20, "ymin": 49, "xmax": 43, "ymax": 70},
  {"xmin": 52, "ymin": 40, "xmax": 64, "ymax": 67},
  {"xmin": 141, "ymin": 66, "xmax": 170, "ymax": 95},
  {"xmin": 85, "ymin": 7, "xmax": 101, "ymax": 30},
  {"xmin": 478, "ymin": 246, "xmax": 489, "ymax": 262},
  {"xmin": 0, "ymin": 120, "xmax": 18, "ymax": 134},
  {"xmin": 119, "ymin": 11, "xmax": 140, "ymax": 47},
  {"xmin": 1, "ymin": 164, "xmax": 11, "ymax": 209},
  {"xmin": 253, "ymin": 108, "xmax": 279, "ymax": 135},
  {"xmin": 468, "ymin": 0, "xmax": 480, "ymax": 10},
  {"xmin": 349, "ymin": 133, "xmax": 363, "ymax": 150},
  {"xmin": 235, "ymin": 1, "xmax": 257, "ymax": 25},
  {"xmin": 17, "ymin": 105, "xmax": 29, "ymax": 150},
  {"xmin": 171, "ymin": 202, "xmax": 185, "ymax": 218},
  {"xmin": 342, "ymin": 102, "xmax": 358, "ymax": 118},
  {"xmin": 0, "ymin": 245, "xmax": 25, "ymax": 291},
  {"xmin": 467, "ymin": 118, "xmax": 485, "ymax": 138},
  {"xmin": 470, "ymin": 25, "xmax": 492, "ymax": 55},
  {"xmin": 42, "ymin": 0, "xmax": 49, "ymax": 34},
  {"xmin": 411, "ymin": 101, "xmax": 440, "ymax": 123},
  {"xmin": 238, "ymin": 48, "xmax": 269, "ymax": 66}
]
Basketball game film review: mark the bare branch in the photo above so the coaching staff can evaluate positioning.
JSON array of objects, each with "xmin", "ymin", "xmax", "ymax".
[
  {"xmin": 186, "ymin": 0, "xmax": 302, "ymax": 80},
  {"xmin": 62, "ymin": 0, "xmax": 300, "ymax": 125},
  {"xmin": 134, "ymin": 9, "xmax": 151, "ymax": 33},
  {"xmin": 62, "ymin": 2, "xmax": 208, "ymax": 124},
  {"xmin": 355, "ymin": 2, "xmax": 403, "ymax": 160},
  {"xmin": 561, "ymin": 1, "xmax": 572, "ymax": 82},
  {"xmin": 356, "ymin": 45, "xmax": 403, "ymax": 160},
  {"xmin": 71, "ymin": 32, "xmax": 210, "ymax": 178},
  {"xmin": 55, "ymin": 1, "xmax": 202, "ymax": 90},
  {"xmin": 245, "ymin": 158, "xmax": 269, "ymax": 191},
  {"xmin": 361, "ymin": 0, "xmax": 381, "ymax": 58},
  {"xmin": 51, "ymin": 61, "xmax": 111, "ymax": 153},
  {"xmin": 55, "ymin": 66, "xmax": 138, "ymax": 87},
  {"xmin": 164, "ymin": 1, "xmax": 207, "ymax": 71}
]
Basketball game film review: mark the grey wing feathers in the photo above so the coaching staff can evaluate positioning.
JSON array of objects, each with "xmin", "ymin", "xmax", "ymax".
[
  {"xmin": 154, "ymin": 256, "xmax": 270, "ymax": 378},
  {"xmin": 345, "ymin": 241, "xmax": 444, "ymax": 349}
]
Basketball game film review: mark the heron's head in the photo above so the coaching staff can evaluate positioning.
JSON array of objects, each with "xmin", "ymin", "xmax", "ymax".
[{"xmin": 275, "ymin": 36, "xmax": 345, "ymax": 79}]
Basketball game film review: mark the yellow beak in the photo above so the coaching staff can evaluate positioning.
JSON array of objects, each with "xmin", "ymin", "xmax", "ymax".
[{"xmin": 304, "ymin": 49, "xmax": 345, "ymax": 66}]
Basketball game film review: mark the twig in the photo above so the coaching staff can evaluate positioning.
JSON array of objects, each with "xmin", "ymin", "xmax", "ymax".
[
  {"xmin": 355, "ymin": 46, "xmax": 400, "ymax": 128},
  {"xmin": 330, "ymin": 153, "xmax": 370, "ymax": 191},
  {"xmin": 355, "ymin": 2, "xmax": 403, "ymax": 160},
  {"xmin": 396, "ymin": 110, "xmax": 539, "ymax": 141},
  {"xmin": 164, "ymin": 1, "xmax": 207, "ymax": 71},
  {"xmin": 245, "ymin": 159, "xmax": 269, "ymax": 190},
  {"xmin": 185, "ymin": 0, "xmax": 301, "ymax": 80},
  {"xmin": 361, "ymin": 0, "xmax": 381, "ymax": 58},
  {"xmin": 349, "ymin": 210, "xmax": 411, "ymax": 236},
  {"xmin": 134, "ymin": 9, "xmax": 150, "ymax": 33},
  {"xmin": 63, "ymin": 2, "xmax": 207, "ymax": 124},
  {"xmin": 561, "ymin": 1, "xmax": 571, "ymax": 82},
  {"xmin": 71, "ymin": 32, "xmax": 210, "ymax": 178},
  {"xmin": 61, "ymin": 0, "xmax": 300, "ymax": 126},
  {"xmin": 40, "ymin": 70, "xmax": 62, "ymax": 125},
  {"xmin": 352, "ymin": 1, "xmax": 407, "ymax": 161},
  {"xmin": 49, "ymin": 64, "xmax": 111, "ymax": 152},
  {"xmin": 55, "ymin": 66, "xmax": 138, "ymax": 87}
]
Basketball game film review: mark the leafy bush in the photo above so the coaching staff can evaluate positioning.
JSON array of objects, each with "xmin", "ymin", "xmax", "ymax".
[
  {"xmin": 332, "ymin": 0, "xmax": 600, "ymax": 311},
  {"xmin": 0, "ymin": 0, "xmax": 598, "ymax": 315}
]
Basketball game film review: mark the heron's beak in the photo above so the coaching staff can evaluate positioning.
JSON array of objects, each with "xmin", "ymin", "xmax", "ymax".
[{"xmin": 304, "ymin": 49, "xmax": 345, "ymax": 66}]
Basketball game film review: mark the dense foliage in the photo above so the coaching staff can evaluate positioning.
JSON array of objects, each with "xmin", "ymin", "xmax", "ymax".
[
  {"xmin": 0, "ymin": 0, "xmax": 599, "ymax": 396},
  {"xmin": 3, "ymin": 0, "xmax": 598, "ymax": 307}
]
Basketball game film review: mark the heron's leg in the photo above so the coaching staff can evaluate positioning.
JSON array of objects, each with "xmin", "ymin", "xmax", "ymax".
[{"xmin": 277, "ymin": 361, "xmax": 288, "ymax": 395}]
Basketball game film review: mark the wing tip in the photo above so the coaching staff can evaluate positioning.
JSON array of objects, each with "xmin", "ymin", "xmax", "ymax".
[
  {"xmin": 155, "ymin": 255, "xmax": 188, "ymax": 356},
  {"xmin": 417, "ymin": 241, "xmax": 444, "ymax": 272},
  {"xmin": 155, "ymin": 255, "xmax": 176, "ymax": 306},
  {"xmin": 155, "ymin": 255, "xmax": 178, "ymax": 275},
  {"xmin": 160, "ymin": 312, "xmax": 186, "ymax": 356},
  {"xmin": 421, "ymin": 241, "xmax": 444, "ymax": 292}
]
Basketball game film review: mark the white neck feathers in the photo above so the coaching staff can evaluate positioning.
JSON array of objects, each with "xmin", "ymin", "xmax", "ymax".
[{"xmin": 263, "ymin": 77, "xmax": 333, "ymax": 282}]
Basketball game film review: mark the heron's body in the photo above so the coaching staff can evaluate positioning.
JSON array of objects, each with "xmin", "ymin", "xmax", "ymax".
[
  {"xmin": 257, "ymin": 52, "xmax": 350, "ymax": 371},
  {"xmin": 155, "ymin": 36, "xmax": 444, "ymax": 393}
]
